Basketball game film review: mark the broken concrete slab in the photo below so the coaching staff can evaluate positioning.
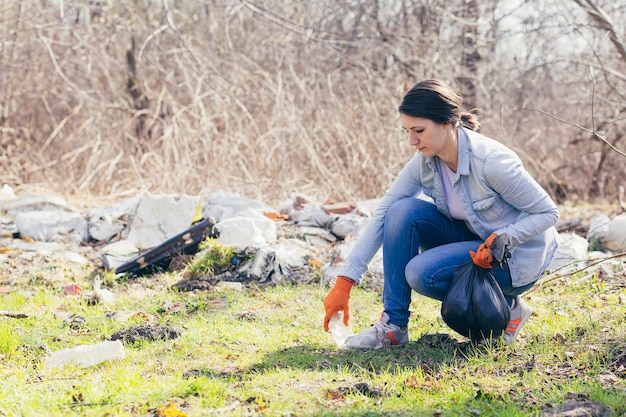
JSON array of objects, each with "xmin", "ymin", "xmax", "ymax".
[
  {"xmin": 88, "ymin": 195, "xmax": 141, "ymax": 242},
  {"xmin": 202, "ymin": 190, "xmax": 274, "ymax": 221},
  {"xmin": 215, "ymin": 209, "xmax": 277, "ymax": 247},
  {"xmin": 14, "ymin": 210, "xmax": 88, "ymax": 243},
  {"xmin": 126, "ymin": 193, "xmax": 200, "ymax": 250}
]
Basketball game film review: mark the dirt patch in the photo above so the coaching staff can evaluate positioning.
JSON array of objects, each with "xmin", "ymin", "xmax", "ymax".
[
  {"xmin": 109, "ymin": 324, "xmax": 180, "ymax": 344},
  {"xmin": 540, "ymin": 401, "xmax": 611, "ymax": 417}
]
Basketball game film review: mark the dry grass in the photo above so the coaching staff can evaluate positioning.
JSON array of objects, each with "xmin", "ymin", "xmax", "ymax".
[{"xmin": 1, "ymin": 1, "xmax": 625, "ymax": 208}]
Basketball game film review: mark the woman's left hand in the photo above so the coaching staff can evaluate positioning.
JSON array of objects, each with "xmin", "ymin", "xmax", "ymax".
[{"xmin": 470, "ymin": 233, "xmax": 498, "ymax": 268}]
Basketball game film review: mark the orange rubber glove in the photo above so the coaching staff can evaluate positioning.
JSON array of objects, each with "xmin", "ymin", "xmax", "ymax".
[
  {"xmin": 470, "ymin": 233, "xmax": 498, "ymax": 269},
  {"xmin": 323, "ymin": 276, "xmax": 354, "ymax": 332}
]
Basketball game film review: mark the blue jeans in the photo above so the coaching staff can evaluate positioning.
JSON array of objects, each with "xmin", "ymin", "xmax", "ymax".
[{"xmin": 382, "ymin": 197, "xmax": 535, "ymax": 328}]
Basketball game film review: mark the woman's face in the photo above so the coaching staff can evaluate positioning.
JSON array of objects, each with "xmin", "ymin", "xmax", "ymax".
[{"xmin": 401, "ymin": 114, "xmax": 454, "ymax": 158}]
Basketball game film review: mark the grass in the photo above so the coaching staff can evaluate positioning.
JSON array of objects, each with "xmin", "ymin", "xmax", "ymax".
[{"xmin": 0, "ymin": 257, "xmax": 625, "ymax": 416}]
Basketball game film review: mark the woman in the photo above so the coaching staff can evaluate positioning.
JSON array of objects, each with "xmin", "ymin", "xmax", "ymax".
[{"xmin": 323, "ymin": 79, "xmax": 559, "ymax": 349}]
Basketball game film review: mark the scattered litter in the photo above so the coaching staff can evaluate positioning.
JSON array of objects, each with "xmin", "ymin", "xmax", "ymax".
[
  {"xmin": 547, "ymin": 233, "xmax": 589, "ymax": 273},
  {"xmin": 90, "ymin": 277, "xmax": 115, "ymax": 305},
  {"xmin": 44, "ymin": 340, "xmax": 126, "ymax": 368},
  {"xmin": 328, "ymin": 311, "xmax": 353, "ymax": 348},
  {"xmin": 103, "ymin": 217, "xmax": 218, "ymax": 276},
  {"xmin": 109, "ymin": 324, "xmax": 180, "ymax": 344},
  {"xmin": 587, "ymin": 214, "xmax": 626, "ymax": 252},
  {"xmin": 63, "ymin": 284, "xmax": 83, "ymax": 296},
  {"xmin": 0, "ymin": 185, "xmax": 624, "ymax": 292},
  {"xmin": 88, "ymin": 194, "xmax": 140, "ymax": 242},
  {"xmin": 248, "ymin": 248, "xmax": 275, "ymax": 281},
  {"xmin": 14, "ymin": 209, "xmax": 87, "ymax": 243},
  {"xmin": 125, "ymin": 193, "xmax": 200, "ymax": 250},
  {"xmin": 215, "ymin": 211, "xmax": 277, "ymax": 247}
]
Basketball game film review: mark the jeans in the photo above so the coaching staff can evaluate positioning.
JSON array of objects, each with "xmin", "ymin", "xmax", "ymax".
[{"xmin": 382, "ymin": 197, "xmax": 535, "ymax": 328}]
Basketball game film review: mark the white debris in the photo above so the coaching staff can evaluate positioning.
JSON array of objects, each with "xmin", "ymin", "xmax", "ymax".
[
  {"xmin": 331, "ymin": 213, "xmax": 367, "ymax": 239},
  {"xmin": 92, "ymin": 277, "xmax": 115, "ymax": 305},
  {"xmin": 60, "ymin": 251, "xmax": 90, "ymax": 265},
  {"xmin": 216, "ymin": 209, "xmax": 277, "ymax": 247},
  {"xmin": 216, "ymin": 281, "xmax": 244, "ymax": 291},
  {"xmin": 203, "ymin": 190, "xmax": 273, "ymax": 222},
  {"xmin": 99, "ymin": 240, "xmax": 141, "ymax": 271},
  {"xmin": 88, "ymin": 195, "xmax": 141, "ymax": 242},
  {"xmin": 14, "ymin": 210, "xmax": 88, "ymax": 243},
  {"xmin": 126, "ymin": 193, "xmax": 200, "ymax": 250},
  {"xmin": 587, "ymin": 214, "xmax": 626, "ymax": 252},
  {"xmin": 0, "ymin": 184, "xmax": 16, "ymax": 202},
  {"xmin": 548, "ymin": 232, "xmax": 590, "ymax": 273},
  {"xmin": 1, "ymin": 194, "xmax": 71, "ymax": 216}
]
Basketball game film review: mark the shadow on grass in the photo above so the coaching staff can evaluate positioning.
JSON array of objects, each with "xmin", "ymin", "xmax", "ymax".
[{"xmin": 201, "ymin": 332, "xmax": 479, "ymax": 378}]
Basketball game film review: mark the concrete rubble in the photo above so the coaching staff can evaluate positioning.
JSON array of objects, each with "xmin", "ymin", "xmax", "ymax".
[{"xmin": 0, "ymin": 184, "xmax": 625, "ymax": 289}]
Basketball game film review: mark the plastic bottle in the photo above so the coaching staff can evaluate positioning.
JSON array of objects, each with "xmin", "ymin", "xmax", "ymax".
[
  {"xmin": 328, "ymin": 311, "xmax": 353, "ymax": 348},
  {"xmin": 44, "ymin": 340, "xmax": 126, "ymax": 368}
]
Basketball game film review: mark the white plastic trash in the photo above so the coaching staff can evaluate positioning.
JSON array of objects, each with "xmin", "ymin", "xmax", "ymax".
[
  {"xmin": 587, "ymin": 214, "xmax": 626, "ymax": 252},
  {"xmin": 44, "ymin": 340, "xmax": 126, "ymax": 368},
  {"xmin": 328, "ymin": 311, "xmax": 353, "ymax": 348}
]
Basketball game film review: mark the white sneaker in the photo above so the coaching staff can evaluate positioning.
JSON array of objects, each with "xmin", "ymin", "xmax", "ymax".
[
  {"xmin": 503, "ymin": 296, "xmax": 532, "ymax": 345},
  {"xmin": 342, "ymin": 313, "xmax": 408, "ymax": 350}
]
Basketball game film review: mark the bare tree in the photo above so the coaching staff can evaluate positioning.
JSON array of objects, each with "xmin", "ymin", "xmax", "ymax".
[{"xmin": 0, "ymin": 0, "xmax": 624, "ymax": 206}]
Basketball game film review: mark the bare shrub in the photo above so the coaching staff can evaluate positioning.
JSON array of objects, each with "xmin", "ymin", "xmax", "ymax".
[{"xmin": 0, "ymin": 0, "xmax": 625, "ymax": 207}]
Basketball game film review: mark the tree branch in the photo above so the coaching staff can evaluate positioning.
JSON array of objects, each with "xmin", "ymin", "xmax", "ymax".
[
  {"xmin": 573, "ymin": 0, "xmax": 626, "ymax": 65},
  {"xmin": 506, "ymin": 104, "xmax": 626, "ymax": 158}
]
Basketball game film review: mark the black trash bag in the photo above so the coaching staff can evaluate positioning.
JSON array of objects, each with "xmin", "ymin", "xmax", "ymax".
[{"xmin": 441, "ymin": 261, "xmax": 510, "ymax": 340}]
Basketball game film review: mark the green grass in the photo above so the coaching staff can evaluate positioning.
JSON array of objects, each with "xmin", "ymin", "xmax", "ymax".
[{"xmin": 0, "ymin": 267, "xmax": 625, "ymax": 416}]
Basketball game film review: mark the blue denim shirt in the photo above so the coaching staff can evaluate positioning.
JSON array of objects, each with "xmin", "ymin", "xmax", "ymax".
[{"xmin": 337, "ymin": 128, "xmax": 560, "ymax": 287}]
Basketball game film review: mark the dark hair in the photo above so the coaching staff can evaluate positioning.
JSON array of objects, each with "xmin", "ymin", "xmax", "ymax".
[{"xmin": 398, "ymin": 79, "xmax": 480, "ymax": 131}]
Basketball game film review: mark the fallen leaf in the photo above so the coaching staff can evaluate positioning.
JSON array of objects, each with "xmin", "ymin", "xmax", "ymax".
[
  {"xmin": 405, "ymin": 375, "xmax": 420, "ymax": 389},
  {"xmin": 326, "ymin": 389, "xmax": 345, "ymax": 401},
  {"xmin": 321, "ymin": 202, "xmax": 356, "ymax": 215},
  {"xmin": 263, "ymin": 211, "xmax": 289, "ymax": 220},
  {"xmin": 63, "ymin": 284, "xmax": 83, "ymax": 295},
  {"xmin": 0, "ymin": 247, "xmax": 12, "ymax": 253},
  {"xmin": 553, "ymin": 333, "xmax": 566, "ymax": 344},
  {"xmin": 307, "ymin": 258, "xmax": 322, "ymax": 269},
  {"xmin": 156, "ymin": 402, "xmax": 188, "ymax": 417}
]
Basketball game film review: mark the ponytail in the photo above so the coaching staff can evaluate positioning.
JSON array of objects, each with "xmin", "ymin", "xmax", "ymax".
[
  {"xmin": 399, "ymin": 80, "xmax": 482, "ymax": 131},
  {"xmin": 460, "ymin": 111, "xmax": 480, "ymax": 131}
]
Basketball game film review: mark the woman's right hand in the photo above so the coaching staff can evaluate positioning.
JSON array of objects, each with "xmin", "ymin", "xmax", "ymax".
[{"xmin": 323, "ymin": 276, "xmax": 354, "ymax": 332}]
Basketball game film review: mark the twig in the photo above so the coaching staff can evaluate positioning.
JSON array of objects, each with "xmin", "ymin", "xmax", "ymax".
[
  {"xmin": 42, "ymin": 100, "xmax": 84, "ymax": 151},
  {"xmin": 137, "ymin": 24, "xmax": 169, "ymax": 64},
  {"xmin": 0, "ymin": 310, "xmax": 31, "ymax": 319},
  {"xmin": 505, "ymin": 104, "xmax": 626, "ymax": 158},
  {"xmin": 573, "ymin": 0, "xmax": 626, "ymax": 64},
  {"xmin": 530, "ymin": 251, "xmax": 626, "ymax": 293}
]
